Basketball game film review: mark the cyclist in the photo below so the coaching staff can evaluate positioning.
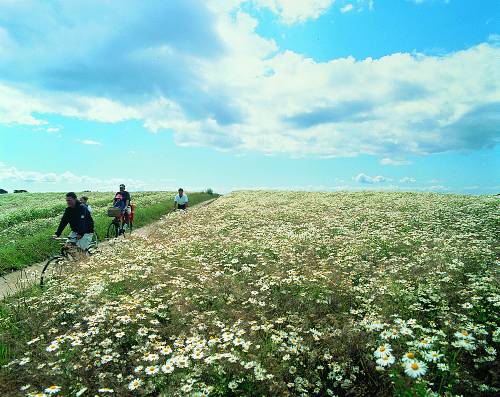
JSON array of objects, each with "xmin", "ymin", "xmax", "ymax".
[
  {"xmin": 80, "ymin": 195, "xmax": 92, "ymax": 214},
  {"xmin": 113, "ymin": 183, "xmax": 131, "ymax": 233},
  {"xmin": 174, "ymin": 188, "xmax": 188, "ymax": 210},
  {"xmin": 52, "ymin": 192, "xmax": 94, "ymax": 251}
]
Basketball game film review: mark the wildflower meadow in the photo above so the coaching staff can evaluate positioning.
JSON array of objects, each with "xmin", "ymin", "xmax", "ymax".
[{"xmin": 0, "ymin": 191, "xmax": 498, "ymax": 396}]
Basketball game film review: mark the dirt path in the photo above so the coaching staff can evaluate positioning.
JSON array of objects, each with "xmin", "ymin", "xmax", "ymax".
[{"xmin": 0, "ymin": 198, "xmax": 218, "ymax": 300}]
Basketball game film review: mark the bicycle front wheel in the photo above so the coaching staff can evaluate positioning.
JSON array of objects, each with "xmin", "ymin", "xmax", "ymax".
[
  {"xmin": 107, "ymin": 222, "xmax": 119, "ymax": 239},
  {"xmin": 40, "ymin": 256, "xmax": 65, "ymax": 287}
]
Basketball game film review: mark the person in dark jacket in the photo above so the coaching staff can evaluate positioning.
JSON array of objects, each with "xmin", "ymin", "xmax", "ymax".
[{"xmin": 52, "ymin": 192, "xmax": 94, "ymax": 250}]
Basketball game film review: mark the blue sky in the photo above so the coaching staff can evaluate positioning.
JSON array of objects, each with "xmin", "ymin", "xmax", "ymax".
[{"xmin": 0, "ymin": 0, "xmax": 499, "ymax": 194}]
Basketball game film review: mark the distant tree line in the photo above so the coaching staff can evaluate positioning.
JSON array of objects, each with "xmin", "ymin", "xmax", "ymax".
[{"xmin": 0, "ymin": 189, "xmax": 29, "ymax": 194}]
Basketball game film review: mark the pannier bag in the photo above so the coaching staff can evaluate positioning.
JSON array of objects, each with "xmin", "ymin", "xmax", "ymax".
[
  {"xmin": 129, "ymin": 203, "xmax": 136, "ymax": 222},
  {"xmin": 107, "ymin": 207, "xmax": 121, "ymax": 217}
]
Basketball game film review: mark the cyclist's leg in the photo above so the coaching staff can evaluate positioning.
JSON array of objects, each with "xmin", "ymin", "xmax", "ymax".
[
  {"xmin": 76, "ymin": 233, "xmax": 93, "ymax": 251},
  {"xmin": 66, "ymin": 231, "xmax": 78, "ymax": 248}
]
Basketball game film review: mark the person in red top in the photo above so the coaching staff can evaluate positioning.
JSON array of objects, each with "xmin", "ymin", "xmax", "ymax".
[{"xmin": 113, "ymin": 184, "xmax": 131, "ymax": 234}]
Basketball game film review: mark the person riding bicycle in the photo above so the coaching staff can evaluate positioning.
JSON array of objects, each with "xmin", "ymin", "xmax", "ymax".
[
  {"xmin": 80, "ymin": 195, "xmax": 92, "ymax": 214},
  {"xmin": 52, "ymin": 192, "xmax": 94, "ymax": 251},
  {"xmin": 174, "ymin": 188, "xmax": 188, "ymax": 210},
  {"xmin": 113, "ymin": 183, "xmax": 131, "ymax": 233}
]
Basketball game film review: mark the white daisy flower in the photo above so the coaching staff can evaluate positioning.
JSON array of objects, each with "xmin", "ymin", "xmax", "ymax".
[
  {"xmin": 46, "ymin": 342, "xmax": 59, "ymax": 352},
  {"xmin": 453, "ymin": 338, "xmax": 475, "ymax": 350},
  {"xmin": 161, "ymin": 361, "xmax": 175, "ymax": 373},
  {"xmin": 454, "ymin": 330, "xmax": 474, "ymax": 340},
  {"xmin": 417, "ymin": 338, "xmax": 432, "ymax": 349},
  {"xmin": 174, "ymin": 355, "xmax": 189, "ymax": 368},
  {"xmin": 376, "ymin": 354, "xmax": 395, "ymax": 367},
  {"xmin": 159, "ymin": 345, "xmax": 172, "ymax": 355},
  {"xmin": 404, "ymin": 360, "xmax": 427, "ymax": 378},
  {"xmin": 401, "ymin": 351, "xmax": 416, "ymax": 362},
  {"xmin": 485, "ymin": 346, "xmax": 496, "ymax": 356},
  {"xmin": 437, "ymin": 363, "xmax": 449, "ymax": 371},
  {"xmin": 145, "ymin": 365, "xmax": 159, "ymax": 375},
  {"xmin": 44, "ymin": 385, "xmax": 61, "ymax": 394},
  {"xmin": 191, "ymin": 349, "xmax": 204, "ymax": 360},
  {"xmin": 128, "ymin": 378, "xmax": 142, "ymax": 390},
  {"xmin": 424, "ymin": 351, "xmax": 443, "ymax": 362},
  {"xmin": 373, "ymin": 344, "xmax": 392, "ymax": 358}
]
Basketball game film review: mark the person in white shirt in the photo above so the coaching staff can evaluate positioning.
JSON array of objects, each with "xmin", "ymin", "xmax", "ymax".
[{"xmin": 174, "ymin": 188, "xmax": 189, "ymax": 210}]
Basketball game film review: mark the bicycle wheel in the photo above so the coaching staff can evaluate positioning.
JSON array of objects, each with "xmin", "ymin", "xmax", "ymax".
[
  {"xmin": 88, "ymin": 233, "xmax": 99, "ymax": 254},
  {"xmin": 107, "ymin": 221, "xmax": 119, "ymax": 239},
  {"xmin": 40, "ymin": 256, "xmax": 66, "ymax": 287},
  {"xmin": 92, "ymin": 232, "xmax": 99, "ymax": 247},
  {"xmin": 124, "ymin": 221, "xmax": 133, "ymax": 235}
]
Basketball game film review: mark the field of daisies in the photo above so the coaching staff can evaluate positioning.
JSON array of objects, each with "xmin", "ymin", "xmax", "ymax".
[{"xmin": 1, "ymin": 191, "xmax": 498, "ymax": 396}]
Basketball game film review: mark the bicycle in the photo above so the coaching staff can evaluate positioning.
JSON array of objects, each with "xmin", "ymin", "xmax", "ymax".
[
  {"xmin": 40, "ymin": 234, "xmax": 99, "ymax": 287},
  {"xmin": 106, "ymin": 207, "xmax": 133, "ymax": 239}
]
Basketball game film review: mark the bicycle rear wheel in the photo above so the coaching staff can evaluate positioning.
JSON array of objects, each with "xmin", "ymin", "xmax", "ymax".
[
  {"xmin": 124, "ymin": 221, "xmax": 133, "ymax": 235},
  {"xmin": 107, "ymin": 221, "xmax": 119, "ymax": 239},
  {"xmin": 40, "ymin": 256, "xmax": 66, "ymax": 287}
]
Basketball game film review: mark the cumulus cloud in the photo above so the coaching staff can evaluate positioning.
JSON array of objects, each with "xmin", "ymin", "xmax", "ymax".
[
  {"xmin": 0, "ymin": 1, "xmax": 499, "ymax": 159},
  {"xmin": 0, "ymin": 162, "xmax": 151, "ymax": 191},
  {"xmin": 399, "ymin": 176, "xmax": 416, "ymax": 183},
  {"xmin": 380, "ymin": 158, "xmax": 412, "ymax": 166},
  {"xmin": 355, "ymin": 173, "xmax": 389, "ymax": 184},
  {"xmin": 79, "ymin": 140, "xmax": 102, "ymax": 146}
]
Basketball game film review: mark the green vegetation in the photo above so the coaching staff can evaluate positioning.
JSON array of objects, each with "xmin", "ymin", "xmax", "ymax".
[
  {"xmin": 0, "ymin": 191, "xmax": 217, "ymax": 274},
  {"xmin": 0, "ymin": 191, "xmax": 498, "ymax": 396}
]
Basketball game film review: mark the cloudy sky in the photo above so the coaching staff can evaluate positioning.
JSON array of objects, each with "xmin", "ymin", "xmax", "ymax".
[{"xmin": 0, "ymin": 0, "xmax": 499, "ymax": 193}]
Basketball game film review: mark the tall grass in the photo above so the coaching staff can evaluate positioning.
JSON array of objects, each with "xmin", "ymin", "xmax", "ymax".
[{"xmin": 0, "ymin": 192, "xmax": 217, "ymax": 274}]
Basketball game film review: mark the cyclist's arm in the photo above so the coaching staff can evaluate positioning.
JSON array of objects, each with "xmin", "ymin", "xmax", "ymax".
[{"xmin": 55, "ymin": 209, "xmax": 70, "ymax": 237}]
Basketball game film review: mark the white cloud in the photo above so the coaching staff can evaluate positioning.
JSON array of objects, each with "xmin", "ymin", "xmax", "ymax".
[
  {"xmin": 251, "ymin": 0, "xmax": 334, "ymax": 24},
  {"xmin": 79, "ymin": 140, "xmax": 102, "ymax": 146},
  {"xmin": 1, "ymin": 3, "xmax": 499, "ymax": 159},
  {"xmin": 399, "ymin": 176, "xmax": 416, "ymax": 183},
  {"xmin": 340, "ymin": 4, "xmax": 353, "ymax": 13},
  {"xmin": 0, "ymin": 83, "xmax": 141, "ymax": 126},
  {"xmin": 380, "ymin": 158, "xmax": 412, "ymax": 166},
  {"xmin": 427, "ymin": 185, "xmax": 448, "ymax": 191},
  {"xmin": 0, "ymin": 162, "xmax": 153, "ymax": 191},
  {"xmin": 355, "ymin": 173, "xmax": 389, "ymax": 184}
]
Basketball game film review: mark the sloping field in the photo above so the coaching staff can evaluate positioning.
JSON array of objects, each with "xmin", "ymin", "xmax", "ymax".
[
  {"xmin": 0, "ymin": 191, "xmax": 215, "ymax": 273},
  {"xmin": 0, "ymin": 191, "xmax": 498, "ymax": 396}
]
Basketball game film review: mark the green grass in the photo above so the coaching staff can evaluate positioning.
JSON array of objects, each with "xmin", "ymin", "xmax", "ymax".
[{"xmin": 0, "ymin": 191, "xmax": 217, "ymax": 274}]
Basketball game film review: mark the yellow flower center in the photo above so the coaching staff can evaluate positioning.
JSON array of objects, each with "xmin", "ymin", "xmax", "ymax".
[
  {"xmin": 411, "ymin": 363, "xmax": 419, "ymax": 370},
  {"xmin": 406, "ymin": 352, "xmax": 415, "ymax": 359},
  {"xmin": 461, "ymin": 330, "xmax": 468, "ymax": 336},
  {"xmin": 379, "ymin": 346, "xmax": 385, "ymax": 352}
]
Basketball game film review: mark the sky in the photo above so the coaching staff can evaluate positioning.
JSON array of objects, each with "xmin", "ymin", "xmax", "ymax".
[{"xmin": 0, "ymin": 0, "xmax": 499, "ymax": 194}]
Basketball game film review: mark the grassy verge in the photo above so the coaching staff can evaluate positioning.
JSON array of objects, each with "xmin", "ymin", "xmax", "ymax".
[{"xmin": 0, "ymin": 192, "xmax": 217, "ymax": 274}]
